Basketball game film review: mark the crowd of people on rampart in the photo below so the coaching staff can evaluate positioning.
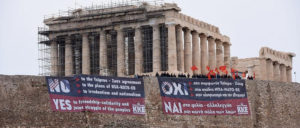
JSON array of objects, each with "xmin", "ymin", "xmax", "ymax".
[
  {"xmin": 135, "ymin": 72, "xmax": 246, "ymax": 80},
  {"xmin": 134, "ymin": 66, "xmax": 254, "ymax": 80}
]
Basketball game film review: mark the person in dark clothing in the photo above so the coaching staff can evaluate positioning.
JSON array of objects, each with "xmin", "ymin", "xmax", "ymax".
[{"xmin": 155, "ymin": 72, "xmax": 159, "ymax": 77}]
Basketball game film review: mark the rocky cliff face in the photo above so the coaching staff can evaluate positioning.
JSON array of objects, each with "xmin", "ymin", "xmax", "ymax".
[{"xmin": 0, "ymin": 75, "xmax": 299, "ymax": 128}]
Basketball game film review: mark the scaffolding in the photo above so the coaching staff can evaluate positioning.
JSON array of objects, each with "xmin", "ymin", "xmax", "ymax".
[
  {"xmin": 57, "ymin": 36, "xmax": 65, "ymax": 76},
  {"xmin": 142, "ymin": 26, "xmax": 153, "ymax": 73},
  {"xmin": 107, "ymin": 30, "xmax": 118, "ymax": 76},
  {"xmin": 89, "ymin": 33, "xmax": 100, "ymax": 75},
  {"xmin": 43, "ymin": 0, "xmax": 165, "ymax": 20},
  {"xmin": 38, "ymin": 27, "xmax": 51, "ymax": 76},
  {"xmin": 38, "ymin": 25, "xmax": 171, "ymax": 76},
  {"xmin": 38, "ymin": 29, "xmax": 102, "ymax": 76},
  {"xmin": 38, "ymin": 0, "xmax": 169, "ymax": 76},
  {"xmin": 160, "ymin": 24, "xmax": 168, "ymax": 71},
  {"xmin": 71, "ymin": 34, "xmax": 82, "ymax": 75}
]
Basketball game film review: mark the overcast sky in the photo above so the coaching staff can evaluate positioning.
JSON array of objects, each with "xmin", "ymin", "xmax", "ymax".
[{"xmin": 0, "ymin": 0, "xmax": 299, "ymax": 82}]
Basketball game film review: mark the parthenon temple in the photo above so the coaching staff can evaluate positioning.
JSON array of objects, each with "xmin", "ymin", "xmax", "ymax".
[
  {"xmin": 38, "ymin": 2, "xmax": 231, "ymax": 77},
  {"xmin": 38, "ymin": 1, "xmax": 295, "ymax": 82},
  {"xmin": 232, "ymin": 47, "xmax": 295, "ymax": 82}
]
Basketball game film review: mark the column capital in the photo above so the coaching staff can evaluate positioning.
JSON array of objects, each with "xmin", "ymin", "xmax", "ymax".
[
  {"xmin": 166, "ymin": 23, "xmax": 176, "ymax": 27},
  {"xmin": 207, "ymin": 36, "xmax": 215, "ymax": 42},
  {"xmin": 207, "ymin": 36, "xmax": 214, "ymax": 40},
  {"xmin": 266, "ymin": 58, "xmax": 273, "ymax": 63},
  {"xmin": 166, "ymin": 24, "xmax": 176, "ymax": 31},
  {"xmin": 81, "ymin": 32, "xmax": 89, "ymax": 36},
  {"xmin": 183, "ymin": 27, "xmax": 191, "ymax": 33},
  {"xmin": 134, "ymin": 26, "xmax": 142, "ymax": 30},
  {"xmin": 191, "ymin": 30, "xmax": 198, "ymax": 35},
  {"xmin": 223, "ymin": 42, "xmax": 231, "ymax": 46},
  {"xmin": 215, "ymin": 39, "xmax": 222, "ymax": 44},
  {"xmin": 99, "ymin": 29, "xmax": 106, "ymax": 34},
  {"xmin": 199, "ymin": 33, "xmax": 207, "ymax": 38},
  {"xmin": 64, "ymin": 36, "xmax": 71, "ymax": 44},
  {"xmin": 151, "ymin": 24, "xmax": 160, "ymax": 27},
  {"xmin": 48, "ymin": 34, "xmax": 56, "ymax": 40},
  {"xmin": 116, "ymin": 27, "xmax": 124, "ymax": 32},
  {"xmin": 176, "ymin": 25, "xmax": 183, "ymax": 29}
]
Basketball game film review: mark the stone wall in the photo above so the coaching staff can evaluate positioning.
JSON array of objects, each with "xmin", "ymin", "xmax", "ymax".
[
  {"xmin": 0, "ymin": 75, "xmax": 299, "ymax": 128},
  {"xmin": 233, "ymin": 57, "xmax": 262, "ymax": 78}
]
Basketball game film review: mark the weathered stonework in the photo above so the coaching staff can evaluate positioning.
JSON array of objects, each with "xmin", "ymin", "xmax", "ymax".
[
  {"xmin": 232, "ymin": 47, "xmax": 295, "ymax": 82},
  {"xmin": 40, "ymin": 2, "xmax": 231, "ymax": 77},
  {"xmin": 1, "ymin": 75, "xmax": 299, "ymax": 127}
]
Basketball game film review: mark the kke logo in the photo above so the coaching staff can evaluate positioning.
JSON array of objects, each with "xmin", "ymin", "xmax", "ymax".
[
  {"xmin": 237, "ymin": 103, "xmax": 249, "ymax": 115},
  {"xmin": 132, "ymin": 103, "xmax": 145, "ymax": 114},
  {"xmin": 48, "ymin": 78, "xmax": 71, "ymax": 93},
  {"xmin": 161, "ymin": 81, "xmax": 189, "ymax": 96}
]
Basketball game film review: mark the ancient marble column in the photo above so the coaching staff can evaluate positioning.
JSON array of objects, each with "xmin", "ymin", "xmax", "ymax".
[
  {"xmin": 99, "ymin": 30, "xmax": 107, "ymax": 75},
  {"xmin": 117, "ymin": 28, "xmax": 125, "ymax": 76},
  {"xmin": 82, "ymin": 33, "xmax": 90, "ymax": 75},
  {"xmin": 200, "ymin": 34, "xmax": 208, "ymax": 74},
  {"xmin": 134, "ymin": 27, "xmax": 143, "ymax": 74},
  {"xmin": 280, "ymin": 64, "xmax": 287, "ymax": 82},
  {"xmin": 286, "ymin": 67, "xmax": 292, "ymax": 82},
  {"xmin": 208, "ymin": 36, "xmax": 216, "ymax": 69},
  {"xmin": 192, "ymin": 31, "xmax": 200, "ymax": 74},
  {"xmin": 273, "ymin": 62, "xmax": 280, "ymax": 82},
  {"xmin": 50, "ymin": 38, "xmax": 58, "ymax": 76},
  {"xmin": 176, "ymin": 25, "xmax": 184, "ymax": 72},
  {"xmin": 153, "ymin": 24, "xmax": 161, "ymax": 73},
  {"xmin": 184, "ymin": 28, "xmax": 192, "ymax": 74},
  {"xmin": 260, "ymin": 59, "xmax": 267, "ymax": 80},
  {"xmin": 167, "ymin": 24, "xmax": 177, "ymax": 73},
  {"xmin": 65, "ymin": 36, "xmax": 73, "ymax": 76},
  {"xmin": 215, "ymin": 39, "xmax": 224, "ymax": 68},
  {"xmin": 266, "ymin": 59, "xmax": 273, "ymax": 81},
  {"xmin": 223, "ymin": 42, "xmax": 231, "ymax": 71}
]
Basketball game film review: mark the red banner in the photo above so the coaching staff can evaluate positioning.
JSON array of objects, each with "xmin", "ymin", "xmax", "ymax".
[
  {"xmin": 158, "ymin": 77, "xmax": 250, "ymax": 116},
  {"xmin": 46, "ymin": 75, "xmax": 145, "ymax": 115}
]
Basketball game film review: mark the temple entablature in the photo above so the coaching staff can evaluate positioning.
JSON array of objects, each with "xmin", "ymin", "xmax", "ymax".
[
  {"xmin": 259, "ymin": 47, "xmax": 295, "ymax": 68},
  {"xmin": 232, "ymin": 47, "xmax": 295, "ymax": 82}
]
